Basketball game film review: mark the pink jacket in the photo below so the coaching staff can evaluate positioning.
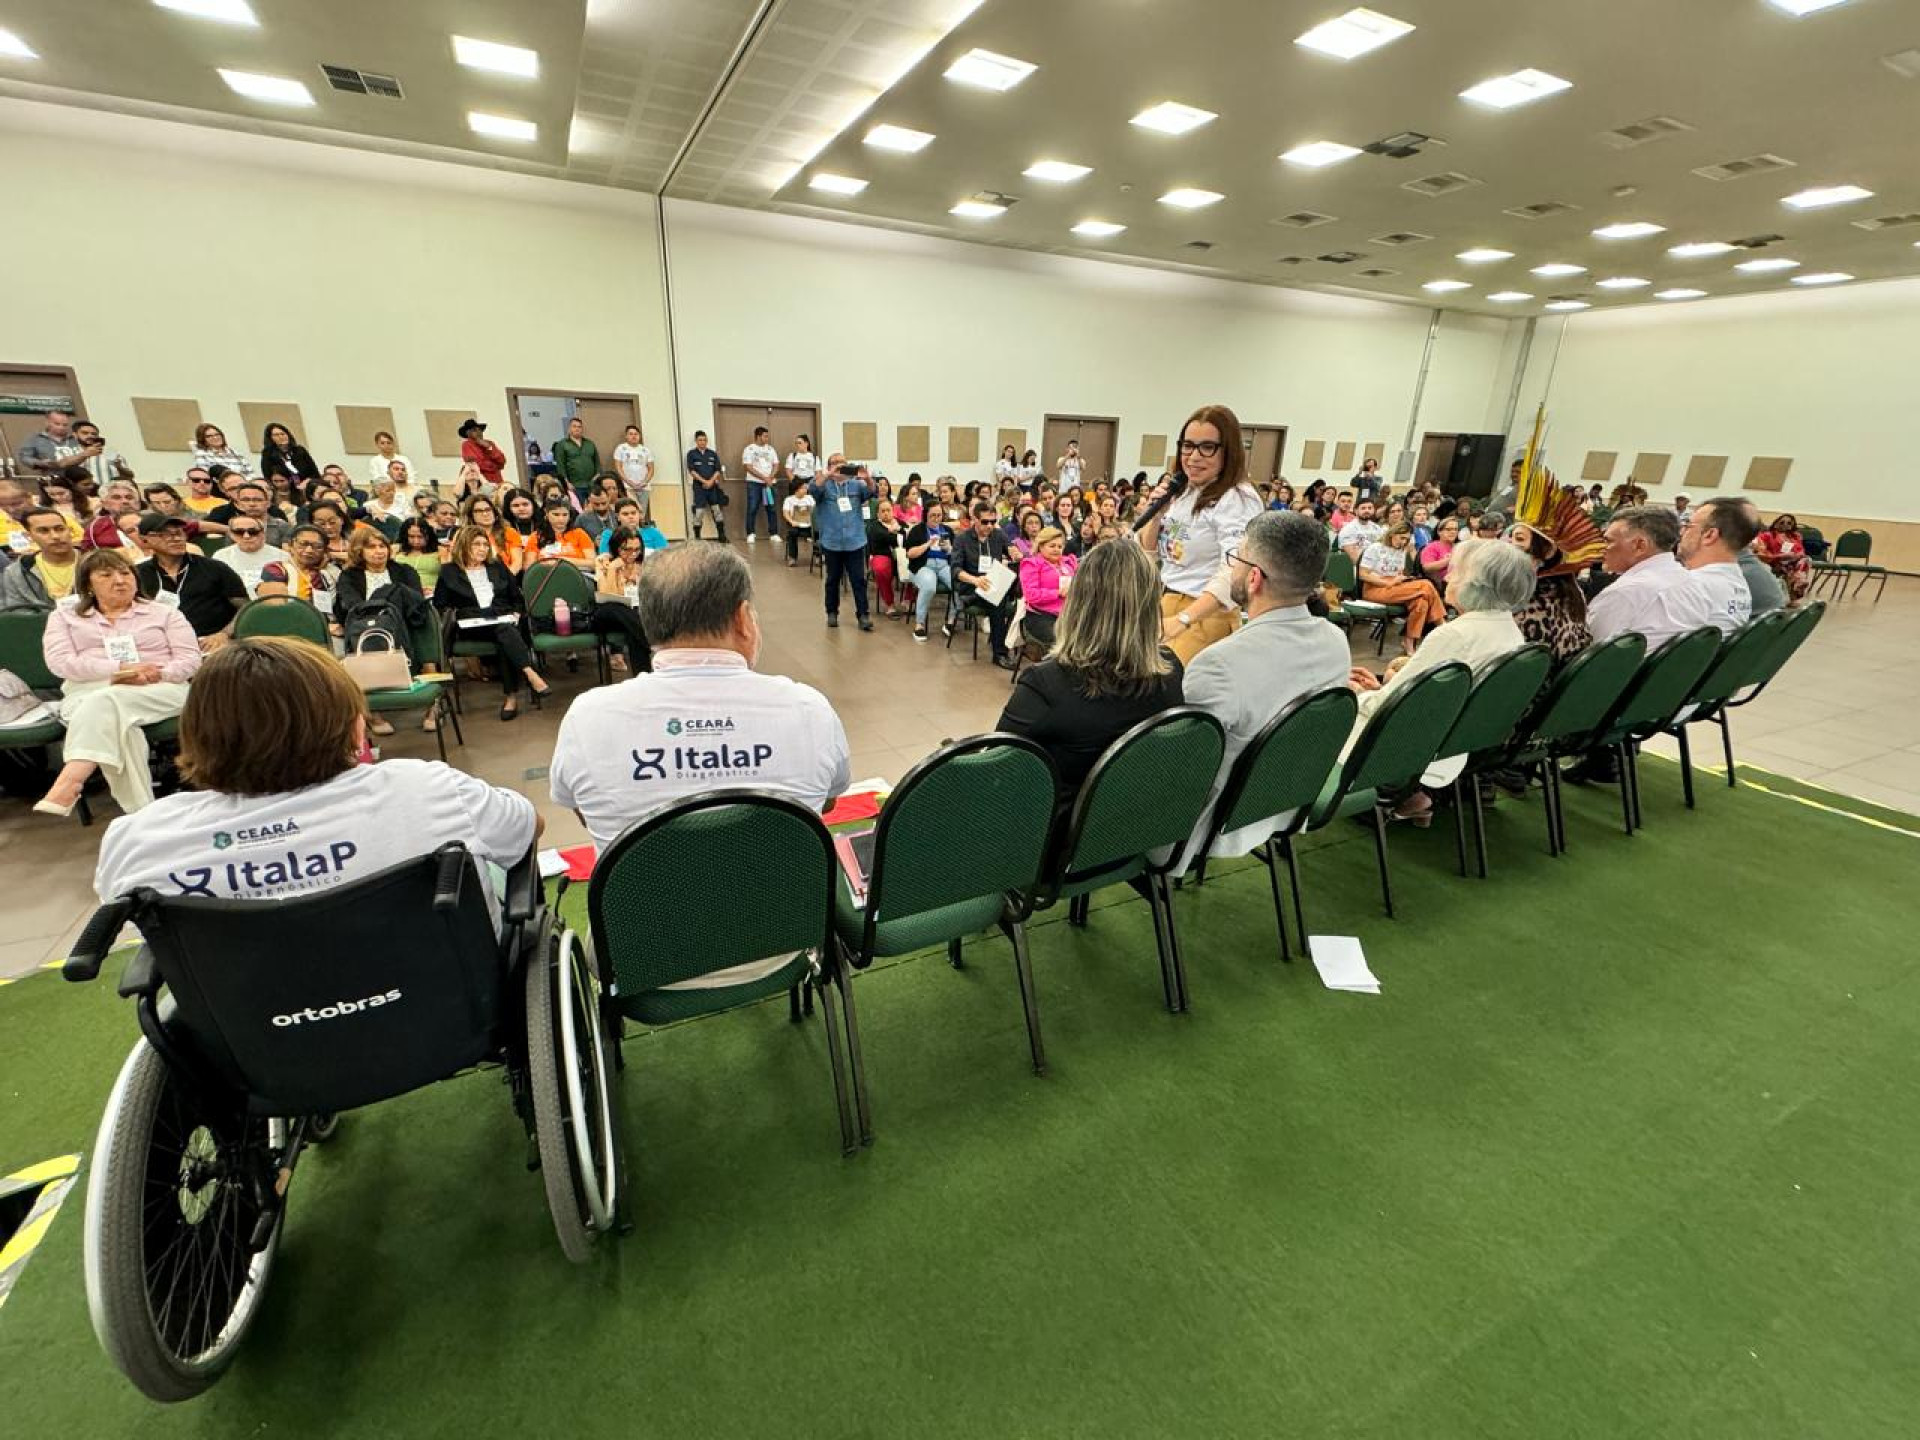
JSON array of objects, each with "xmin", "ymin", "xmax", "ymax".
[
  {"xmin": 1019, "ymin": 552, "xmax": 1078, "ymax": 616},
  {"xmin": 44, "ymin": 599, "xmax": 202, "ymax": 685}
]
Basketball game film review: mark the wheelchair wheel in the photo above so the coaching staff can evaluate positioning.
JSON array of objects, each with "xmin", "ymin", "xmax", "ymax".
[
  {"xmin": 525, "ymin": 925, "xmax": 620, "ymax": 1262},
  {"xmin": 84, "ymin": 1039, "xmax": 284, "ymax": 1403}
]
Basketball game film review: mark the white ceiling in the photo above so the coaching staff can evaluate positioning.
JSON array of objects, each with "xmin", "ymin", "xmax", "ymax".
[{"xmin": 5, "ymin": 0, "xmax": 1918, "ymax": 315}]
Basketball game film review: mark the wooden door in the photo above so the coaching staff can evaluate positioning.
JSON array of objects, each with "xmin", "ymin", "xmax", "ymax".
[
  {"xmin": 0, "ymin": 365, "xmax": 85, "ymax": 472},
  {"xmin": 1041, "ymin": 414, "xmax": 1119, "ymax": 489},
  {"xmin": 573, "ymin": 397, "xmax": 639, "ymax": 482},
  {"xmin": 713, "ymin": 399, "xmax": 822, "ymax": 519},
  {"xmin": 1416, "ymin": 432, "xmax": 1458, "ymax": 493},
  {"xmin": 1242, "ymin": 424, "xmax": 1287, "ymax": 489}
]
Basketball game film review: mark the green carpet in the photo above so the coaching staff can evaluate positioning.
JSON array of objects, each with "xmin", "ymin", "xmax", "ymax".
[{"xmin": 2, "ymin": 760, "xmax": 1917, "ymax": 1438}]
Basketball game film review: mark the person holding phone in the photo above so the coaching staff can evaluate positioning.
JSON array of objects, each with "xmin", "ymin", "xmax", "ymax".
[{"xmin": 1135, "ymin": 403, "xmax": 1264, "ymax": 664}]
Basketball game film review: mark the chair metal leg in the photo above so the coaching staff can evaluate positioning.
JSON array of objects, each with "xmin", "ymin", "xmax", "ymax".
[
  {"xmin": 789, "ymin": 982, "xmax": 803, "ymax": 1024},
  {"xmin": 1067, "ymin": 893, "xmax": 1090, "ymax": 927},
  {"xmin": 431, "ymin": 704, "xmax": 449, "ymax": 764},
  {"xmin": 1616, "ymin": 743, "xmax": 1636, "ymax": 835},
  {"xmin": 1260, "ymin": 843, "xmax": 1292, "ymax": 963},
  {"xmin": 1720, "ymin": 711, "xmax": 1737, "ymax": 787},
  {"xmin": 1160, "ymin": 874, "xmax": 1191, "ymax": 1012},
  {"xmin": 1144, "ymin": 876, "xmax": 1181, "ymax": 1014},
  {"xmin": 1471, "ymin": 777, "xmax": 1490, "ymax": 879},
  {"xmin": 809, "ymin": 967, "xmax": 858, "ymax": 1156},
  {"xmin": 833, "ymin": 961, "xmax": 873, "ymax": 1146},
  {"xmin": 1540, "ymin": 761, "xmax": 1562, "ymax": 857},
  {"xmin": 1370, "ymin": 804, "xmax": 1395, "ymax": 919},
  {"xmin": 1627, "ymin": 743, "xmax": 1645, "ymax": 831},
  {"xmin": 947, "ymin": 937, "xmax": 964, "ymax": 969},
  {"xmin": 1678, "ymin": 726, "xmax": 1695, "ymax": 810},
  {"xmin": 1003, "ymin": 917, "xmax": 1046, "ymax": 1075},
  {"xmin": 1283, "ymin": 835, "xmax": 1309, "ymax": 955},
  {"xmin": 1452, "ymin": 779, "xmax": 1469, "ymax": 877}
]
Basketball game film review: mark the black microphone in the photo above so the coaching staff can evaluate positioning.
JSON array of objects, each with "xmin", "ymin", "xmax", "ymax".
[{"xmin": 1131, "ymin": 471, "xmax": 1189, "ymax": 533}]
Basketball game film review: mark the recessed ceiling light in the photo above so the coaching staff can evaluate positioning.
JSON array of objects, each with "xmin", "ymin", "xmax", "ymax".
[
  {"xmin": 1459, "ymin": 69, "xmax": 1572, "ymax": 110},
  {"xmin": 1668, "ymin": 240, "xmax": 1735, "ymax": 258},
  {"xmin": 865, "ymin": 123, "xmax": 935, "ymax": 153},
  {"xmin": 0, "ymin": 27, "xmax": 36, "ymax": 58},
  {"xmin": 950, "ymin": 199, "xmax": 1008, "ymax": 219},
  {"xmin": 1656, "ymin": 288, "xmax": 1708, "ymax": 300},
  {"xmin": 218, "ymin": 69, "xmax": 315, "ymax": 106},
  {"xmin": 1592, "ymin": 221, "xmax": 1666, "ymax": 239},
  {"xmin": 1072, "ymin": 219, "xmax": 1127, "ymax": 238},
  {"xmin": 943, "ymin": 48, "xmax": 1036, "ymax": 91},
  {"xmin": 452, "ymin": 36, "xmax": 539, "ymax": 78},
  {"xmin": 1781, "ymin": 183, "xmax": 1874, "ymax": 209},
  {"xmin": 1531, "ymin": 262, "xmax": 1587, "ymax": 277},
  {"xmin": 1766, "ymin": 0, "xmax": 1853, "ymax": 14},
  {"xmin": 1595, "ymin": 276, "xmax": 1651, "ymax": 289},
  {"xmin": 1158, "ymin": 187, "xmax": 1224, "ymax": 209},
  {"xmin": 1457, "ymin": 247, "xmax": 1514, "ymax": 263},
  {"xmin": 1295, "ymin": 8, "xmax": 1416, "ymax": 60},
  {"xmin": 1735, "ymin": 257, "xmax": 1799, "ymax": 272},
  {"xmin": 1792, "ymin": 271, "xmax": 1854, "ymax": 285},
  {"xmin": 1487, "ymin": 291, "xmax": 1534, "ymax": 302},
  {"xmin": 1545, "ymin": 299, "xmax": 1591, "ymax": 311},
  {"xmin": 1423, "ymin": 279, "xmax": 1471, "ymax": 292},
  {"xmin": 468, "ymin": 112, "xmax": 537, "ymax": 141},
  {"xmin": 1132, "ymin": 101, "xmax": 1217, "ymax": 136},
  {"xmin": 808, "ymin": 173, "xmax": 868, "ymax": 195},
  {"xmin": 1025, "ymin": 159, "xmax": 1092, "ymax": 182},
  {"xmin": 1280, "ymin": 140, "xmax": 1363, "ymax": 168},
  {"xmin": 154, "ymin": 0, "xmax": 257, "ymax": 24}
]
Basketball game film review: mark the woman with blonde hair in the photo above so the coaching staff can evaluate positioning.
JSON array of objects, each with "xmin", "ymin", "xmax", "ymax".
[
  {"xmin": 1136, "ymin": 403, "xmax": 1264, "ymax": 663},
  {"xmin": 35, "ymin": 550, "xmax": 200, "ymax": 816},
  {"xmin": 997, "ymin": 537, "xmax": 1183, "ymax": 803},
  {"xmin": 1358, "ymin": 522, "xmax": 1446, "ymax": 654},
  {"xmin": 1017, "ymin": 525, "xmax": 1077, "ymax": 647}
]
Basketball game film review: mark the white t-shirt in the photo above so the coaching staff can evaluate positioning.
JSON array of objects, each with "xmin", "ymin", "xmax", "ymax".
[
  {"xmin": 1686, "ymin": 561, "xmax": 1753, "ymax": 636},
  {"xmin": 368, "ymin": 454, "xmax": 415, "ymax": 487},
  {"xmin": 742, "ymin": 444, "xmax": 779, "ymax": 485},
  {"xmin": 94, "ymin": 760, "xmax": 537, "ymax": 933},
  {"xmin": 1358, "ymin": 541, "xmax": 1406, "ymax": 582},
  {"xmin": 465, "ymin": 567, "xmax": 495, "ymax": 609},
  {"xmin": 217, "ymin": 543, "xmax": 291, "ymax": 598},
  {"xmin": 1059, "ymin": 457, "xmax": 1084, "ymax": 487},
  {"xmin": 783, "ymin": 493, "xmax": 816, "ymax": 528},
  {"xmin": 550, "ymin": 649, "xmax": 850, "ymax": 987},
  {"xmin": 1340, "ymin": 519, "xmax": 1386, "ymax": 553},
  {"xmin": 613, "ymin": 442, "xmax": 653, "ymax": 493},
  {"xmin": 1158, "ymin": 484, "xmax": 1263, "ymax": 597},
  {"xmin": 786, "ymin": 451, "xmax": 818, "ymax": 481},
  {"xmin": 995, "ymin": 458, "xmax": 1017, "ymax": 480},
  {"xmin": 364, "ymin": 568, "xmax": 392, "ymax": 597}
]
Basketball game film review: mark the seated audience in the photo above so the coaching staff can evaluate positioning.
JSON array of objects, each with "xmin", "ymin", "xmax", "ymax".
[
  {"xmin": 997, "ymin": 537, "xmax": 1183, "ymax": 802},
  {"xmin": 904, "ymin": 499, "xmax": 958, "ymax": 640},
  {"xmin": 215, "ymin": 512, "xmax": 291, "ymax": 598},
  {"xmin": 0, "ymin": 508, "xmax": 81, "ymax": 611},
  {"xmin": 335, "ymin": 527, "xmax": 430, "ymax": 658},
  {"xmin": 1738, "ymin": 546, "xmax": 1786, "ymax": 617},
  {"xmin": 37, "ymin": 550, "xmax": 200, "ymax": 815},
  {"xmin": 1677, "ymin": 497, "xmax": 1758, "ymax": 635},
  {"xmin": 431, "ymin": 525, "xmax": 551, "ymax": 720},
  {"xmin": 390, "ymin": 517, "xmax": 443, "ymax": 595},
  {"xmin": 82, "ymin": 481, "xmax": 144, "ymax": 551},
  {"xmin": 1358, "ymin": 523, "xmax": 1445, "ymax": 653},
  {"xmin": 1753, "ymin": 514, "xmax": 1813, "ymax": 602},
  {"xmin": 1017, "ymin": 526, "xmax": 1077, "ymax": 647},
  {"xmin": 954, "ymin": 502, "xmax": 1017, "ymax": 669},
  {"xmin": 1508, "ymin": 521, "xmax": 1592, "ymax": 663},
  {"xmin": 133, "ymin": 513, "xmax": 247, "ymax": 649},
  {"xmin": 259, "ymin": 422, "xmax": 320, "ymax": 491},
  {"xmin": 499, "ymin": 489, "xmax": 543, "ymax": 572},
  {"xmin": 93, "ymin": 637, "xmax": 537, "ymax": 924},
  {"xmin": 532, "ymin": 497, "xmax": 597, "ymax": 567},
  {"xmin": 368, "ymin": 430, "xmax": 415, "ymax": 490},
  {"xmin": 1588, "ymin": 505, "xmax": 1712, "ymax": 648},
  {"xmin": 782, "ymin": 478, "xmax": 816, "ymax": 567},
  {"xmin": 867, "ymin": 499, "xmax": 907, "ymax": 616},
  {"xmin": 190, "ymin": 422, "xmax": 252, "ymax": 479},
  {"xmin": 893, "ymin": 481, "xmax": 924, "ymax": 528},
  {"xmin": 306, "ymin": 499, "xmax": 358, "ymax": 566},
  {"xmin": 279, "ymin": 524, "xmax": 341, "ymax": 609},
  {"xmin": 206, "ymin": 479, "xmax": 292, "ymax": 546},
  {"xmin": 1419, "ymin": 515, "xmax": 1460, "ymax": 583}
]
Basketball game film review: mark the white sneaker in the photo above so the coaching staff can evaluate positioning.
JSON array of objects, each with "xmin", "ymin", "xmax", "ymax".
[{"xmin": 747, "ymin": 534, "xmax": 757, "ymax": 544}]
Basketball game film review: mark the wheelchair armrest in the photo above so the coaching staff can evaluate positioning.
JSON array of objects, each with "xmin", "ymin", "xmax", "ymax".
[
  {"xmin": 117, "ymin": 945, "xmax": 161, "ymax": 999},
  {"xmin": 501, "ymin": 845, "xmax": 542, "ymax": 925},
  {"xmin": 64, "ymin": 898, "xmax": 134, "ymax": 983}
]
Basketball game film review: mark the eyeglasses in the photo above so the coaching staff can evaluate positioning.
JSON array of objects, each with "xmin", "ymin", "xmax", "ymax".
[
  {"xmin": 1177, "ymin": 439, "xmax": 1223, "ymax": 458},
  {"xmin": 228, "ymin": 526, "xmax": 263, "ymax": 536},
  {"xmin": 1222, "ymin": 547, "xmax": 1265, "ymax": 578}
]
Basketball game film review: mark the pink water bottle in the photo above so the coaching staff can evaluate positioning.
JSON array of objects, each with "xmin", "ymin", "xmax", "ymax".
[{"xmin": 553, "ymin": 598, "xmax": 572, "ymax": 636}]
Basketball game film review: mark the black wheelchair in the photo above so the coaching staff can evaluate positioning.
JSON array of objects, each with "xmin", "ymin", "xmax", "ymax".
[{"xmin": 64, "ymin": 842, "xmax": 624, "ymax": 1402}]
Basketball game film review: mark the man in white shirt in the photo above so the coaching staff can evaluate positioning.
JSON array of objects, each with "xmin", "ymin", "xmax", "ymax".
[
  {"xmin": 1677, "ymin": 497, "xmax": 1758, "ymax": 637},
  {"xmin": 1588, "ymin": 505, "xmax": 1712, "ymax": 650},
  {"xmin": 1338, "ymin": 498, "xmax": 1385, "ymax": 559},
  {"xmin": 612, "ymin": 424, "xmax": 654, "ymax": 513},
  {"xmin": 740, "ymin": 426, "xmax": 781, "ymax": 545},
  {"xmin": 215, "ymin": 514, "xmax": 292, "ymax": 598}
]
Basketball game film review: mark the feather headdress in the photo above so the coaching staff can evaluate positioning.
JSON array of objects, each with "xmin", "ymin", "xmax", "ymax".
[{"xmin": 1511, "ymin": 404, "xmax": 1602, "ymax": 577}]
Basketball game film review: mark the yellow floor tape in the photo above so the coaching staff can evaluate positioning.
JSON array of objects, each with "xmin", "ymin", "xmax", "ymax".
[
  {"xmin": 0, "ymin": 1154, "xmax": 82, "ymax": 1311},
  {"xmin": 1691, "ymin": 763, "xmax": 1920, "ymax": 840}
]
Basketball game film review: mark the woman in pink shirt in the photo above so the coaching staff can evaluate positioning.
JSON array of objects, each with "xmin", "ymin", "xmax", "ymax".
[
  {"xmin": 1418, "ymin": 515, "xmax": 1461, "ymax": 584},
  {"xmin": 1018, "ymin": 526, "xmax": 1078, "ymax": 647},
  {"xmin": 36, "ymin": 549, "xmax": 201, "ymax": 816}
]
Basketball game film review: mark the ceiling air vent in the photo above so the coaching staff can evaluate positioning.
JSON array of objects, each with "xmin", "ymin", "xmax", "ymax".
[
  {"xmin": 1183, "ymin": 240, "xmax": 1215, "ymax": 251},
  {"xmin": 1356, "ymin": 267, "xmax": 1399, "ymax": 279},
  {"xmin": 1402, "ymin": 171, "xmax": 1481, "ymax": 197},
  {"xmin": 1693, "ymin": 153, "xmax": 1795, "ymax": 182},
  {"xmin": 1881, "ymin": 48, "xmax": 1920, "ymax": 79},
  {"xmin": 1273, "ymin": 210, "xmax": 1338, "ymax": 228},
  {"xmin": 1598, "ymin": 115, "xmax": 1693, "ymax": 150},
  {"xmin": 1730, "ymin": 233, "xmax": 1787, "ymax": 250},
  {"xmin": 1370, "ymin": 230, "xmax": 1433, "ymax": 246},
  {"xmin": 1852, "ymin": 213, "xmax": 1920, "ymax": 232},
  {"xmin": 1362, "ymin": 131, "xmax": 1439, "ymax": 159},
  {"xmin": 1504, "ymin": 200, "xmax": 1578, "ymax": 220},
  {"xmin": 1317, "ymin": 250, "xmax": 1367, "ymax": 264},
  {"xmin": 322, "ymin": 64, "xmax": 403, "ymax": 98},
  {"xmin": 1274, "ymin": 256, "xmax": 1312, "ymax": 265}
]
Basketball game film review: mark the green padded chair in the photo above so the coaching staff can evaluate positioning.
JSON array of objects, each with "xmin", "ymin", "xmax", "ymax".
[
  {"xmin": 834, "ymin": 734, "xmax": 1058, "ymax": 1138},
  {"xmin": 1585, "ymin": 627, "xmax": 1721, "ymax": 836},
  {"xmin": 1020, "ymin": 707, "xmax": 1225, "ymax": 1015},
  {"xmin": 1180, "ymin": 686, "xmax": 1357, "ymax": 963},
  {"xmin": 1659, "ymin": 612, "xmax": 1789, "ymax": 806},
  {"xmin": 0, "ymin": 609, "xmax": 85, "ymax": 820},
  {"xmin": 1500, "ymin": 634, "xmax": 1647, "ymax": 859},
  {"xmin": 232, "ymin": 594, "xmax": 331, "ymax": 646},
  {"xmin": 362, "ymin": 605, "xmax": 461, "ymax": 763},
  {"xmin": 1301, "ymin": 661, "xmax": 1473, "ymax": 924},
  {"xmin": 1430, "ymin": 644, "xmax": 1553, "ymax": 880},
  {"xmin": 1325, "ymin": 546, "xmax": 1403, "ymax": 655},
  {"xmin": 585, "ymin": 790, "xmax": 861, "ymax": 1157},
  {"xmin": 521, "ymin": 560, "xmax": 610, "ymax": 686},
  {"xmin": 1712, "ymin": 599, "xmax": 1825, "ymax": 780},
  {"xmin": 1815, "ymin": 529, "xmax": 1885, "ymax": 602}
]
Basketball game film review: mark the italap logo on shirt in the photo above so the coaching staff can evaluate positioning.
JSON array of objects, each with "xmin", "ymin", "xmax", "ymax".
[{"xmin": 632, "ymin": 741, "xmax": 772, "ymax": 783}]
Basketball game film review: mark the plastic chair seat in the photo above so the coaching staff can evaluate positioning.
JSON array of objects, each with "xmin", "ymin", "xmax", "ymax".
[
  {"xmin": 364, "ymin": 680, "xmax": 444, "ymax": 712},
  {"xmin": 142, "ymin": 716, "xmax": 179, "ymax": 743},
  {"xmin": 1340, "ymin": 599, "xmax": 1400, "ymax": 620},
  {"xmin": 0, "ymin": 717, "xmax": 65, "ymax": 747},
  {"xmin": 613, "ymin": 949, "xmax": 811, "ymax": 1026}
]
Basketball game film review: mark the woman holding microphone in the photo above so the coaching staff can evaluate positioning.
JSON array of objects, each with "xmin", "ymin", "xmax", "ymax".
[{"xmin": 1135, "ymin": 403, "xmax": 1264, "ymax": 664}]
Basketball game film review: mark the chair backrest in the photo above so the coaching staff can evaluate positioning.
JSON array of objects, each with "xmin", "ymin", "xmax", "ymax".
[
  {"xmin": 865, "ymin": 734, "xmax": 1058, "ymax": 931},
  {"xmin": 1734, "ymin": 599, "xmax": 1824, "ymax": 702},
  {"xmin": 1832, "ymin": 529, "xmax": 1872, "ymax": 562},
  {"xmin": 1058, "ymin": 707, "xmax": 1226, "ymax": 881},
  {"xmin": 1602, "ymin": 627, "xmax": 1722, "ymax": 738},
  {"xmin": 1798, "ymin": 525, "xmax": 1824, "ymax": 549},
  {"xmin": 1209, "ymin": 687, "xmax": 1357, "ymax": 841},
  {"xmin": 1435, "ymin": 644, "xmax": 1553, "ymax": 762},
  {"xmin": 1523, "ymin": 634, "xmax": 1648, "ymax": 749},
  {"xmin": 521, "ymin": 558, "xmax": 596, "ymax": 619},
  {"xmin": 0, "ymin": 608, "xmax": 58, "ymax": 690},
  {"xmin": 1689, "ymin": 612, "xmax": 1788, "ymax": 709},
  {"xmin": 1327, "ymin": 661, "xmax": 1473, "ymax": 810},
  {"xmin": 116, "ymin": 844, "xmax": 507, "ymax": 1116},
  {"xmin": 232, "ymin": 594, "xmax": 331, "ymax": 646},
  {"xmin": 588, "ymin": 790, "xmax": 835, "ymax": 996},
  {"xmin": 1322, "ymin": 547, "xmax": 1361, "ymax": 598}
]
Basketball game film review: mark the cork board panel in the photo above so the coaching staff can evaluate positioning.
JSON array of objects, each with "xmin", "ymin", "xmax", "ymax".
[
  {"xmin": 1682, "ymin": 454, "xmax": 1728, "ymax": 491},
  {"xmin": 237, "ymin": 403, "xmax": 304, "ymax": 451},
  {"xmin": 1363, "ymin": 441, "xmax": 1386, "ymax": 466},
  {"xmin": 1629, "ymin": 452, "xmax": 1672, "ymax": 488},
  {"xmin": 1139, "ymin": 433, "xmax": 1168, "ymax": 468},
  {"xmin": 335, "ymin": 405, "xmax": 398, "ymax": 455},
  {"xmin": 947, "ymin": 426, "xmax": 979, "ymax": 464},
  {"xmin": 996, "ymin": 428, "xmax": 1027, "ymax": 460},
  {"xmin": 424, "ymin": 410, "xmax": 472, "ymax": 458},
  {"xmin": 1745, "ymin": 456, "xmax": 1793, "ymax": 493},
  {"xmin": 1299, "ymin": 440, "xmax": 1326, "ymax": 469},
  {"xmin": 1332, "ymin": 441, "xmax": 1357, "ymax": 471},
  {"xmin": 843, "ymin": 422, "xmax": 878, "ymax": 461},
  {"xmin": 1581, "ymin": 450, "xmax": 1618, "ymax": 483},
  {"xmin": 897, "ymin": 425, "xmax": 930, "ymax": 464},
  {"xmin": 130, "ymin": 397, "xmax": 203, "ymax": 452}
]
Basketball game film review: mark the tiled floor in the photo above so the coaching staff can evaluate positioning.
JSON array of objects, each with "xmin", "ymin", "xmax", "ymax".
[{"xmin": 3, "ymin": 550, "xmax": 1913, "ymax": 979}]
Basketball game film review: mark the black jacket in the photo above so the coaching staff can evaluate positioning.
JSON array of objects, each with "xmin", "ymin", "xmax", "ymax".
[
  {"xmin": 336, "ymin": 562, "xmax": 426, "ymax": 617},
  {"xmin": 261, "ymin": 442, "xmax": 321, "ymax": 484},
  {"xmin": 432, "ymin": 559, "xmax": 524, "ymax": 620},
  {"xmin": 996, "ymin": 653, "xmax": 1186, "ymax": 798},
  {"xmin": 952, "ymin": 526, "xmax": 1011, "ymax": 592}
]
